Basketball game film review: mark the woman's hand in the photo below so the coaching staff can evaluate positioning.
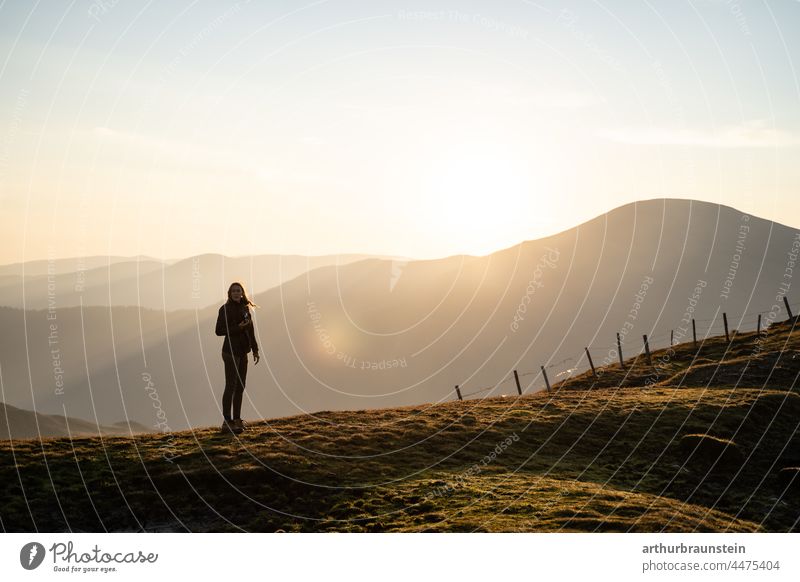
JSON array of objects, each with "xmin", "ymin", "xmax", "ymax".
[
  {"xmin": 253, "ymin": 352, "xmax": 260, "ymax": 365},
  {"xmin": 238, "ymin": 319, "xmax": 251, "ymax": 328}
]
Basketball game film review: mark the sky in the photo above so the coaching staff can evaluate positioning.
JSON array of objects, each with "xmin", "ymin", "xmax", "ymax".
[{"xmin": 1, "ymin": 0, "xmax": 799, "ymax": 264}]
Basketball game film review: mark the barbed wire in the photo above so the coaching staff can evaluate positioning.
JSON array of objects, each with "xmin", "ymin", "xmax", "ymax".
[{"xmin": 453, "ymin": 298, "xmax": 798, "ymax": 401}]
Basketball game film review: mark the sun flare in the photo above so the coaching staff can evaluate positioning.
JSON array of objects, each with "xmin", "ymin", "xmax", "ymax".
[{"xmin": 421, "ymin": 142, "xmax": 540, "ymax": 255}]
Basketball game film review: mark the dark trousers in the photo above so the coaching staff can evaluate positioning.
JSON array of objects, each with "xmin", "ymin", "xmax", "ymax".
[{"xmin": 222, "ymin": 350, "xmax": 248, "ymax": 420}]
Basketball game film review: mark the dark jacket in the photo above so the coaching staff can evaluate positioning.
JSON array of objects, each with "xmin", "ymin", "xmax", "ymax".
[{"xmin": 215, "ymin": 301, "xmax": 259, "ymax": 356}]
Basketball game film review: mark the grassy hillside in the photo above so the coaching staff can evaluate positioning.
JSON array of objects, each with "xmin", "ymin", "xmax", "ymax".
[
  {"xmin": 1, "ymin": 319, "xmax": 798, "ymax": 532},
  {"xmin": 554, "ymin": 317, "xmax": 799, "ymax": 391}
]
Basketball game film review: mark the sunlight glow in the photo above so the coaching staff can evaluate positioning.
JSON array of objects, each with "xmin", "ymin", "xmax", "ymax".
[{"xmin": 421, "ymin": 142, "xmax": 539, "ymax": 256}]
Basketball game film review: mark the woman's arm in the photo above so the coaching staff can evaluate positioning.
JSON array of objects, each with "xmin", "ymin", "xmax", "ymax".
[
  {"xmin": 247, "ymin": 309, "xmax": 259, "ymax": 354},
  {"xmin": 215, "ymin": 306, "xmax": 226, "ymax": 336}
]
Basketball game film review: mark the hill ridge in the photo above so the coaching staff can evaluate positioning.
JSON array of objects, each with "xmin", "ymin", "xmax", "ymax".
[{"xmin": 1, "ymin": 319, "xmax": 797, "ymax": 532}]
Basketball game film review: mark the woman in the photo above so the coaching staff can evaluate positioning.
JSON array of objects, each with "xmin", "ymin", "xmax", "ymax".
[{"xmin": 215, "ymin": 281, "xmax": 260, "ymax": 434}]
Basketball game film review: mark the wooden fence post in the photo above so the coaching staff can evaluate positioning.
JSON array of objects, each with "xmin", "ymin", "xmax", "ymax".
[
  {"xmin": 585, "ymin": 347, "xmax": 597, "ymax": 378},
  {"xmin": 643, "ymin": 334, "xmax": 651, "ymax": 365},
  {"xmin": 785, "ymin": 296, "xmax": 794, "ymax": 320},
  {"xmin": 692, "ymin": 318, "xmax": 697, "ymax": 348},
  {"xmin": 617, "ymin": 333, "xmax": 624, "ymax": 368},
  {"xmin": 723, "ymin": 312, "xmax": 730, "ymax": 343},
  {"xmin": 513, "ymin": 370, "xmax": 522, "ymax": 396},
  {"xmin": 455, "ymin": 385, "xmax": 462, "ymax": 401},
  {"xmin": 757, "ymin": 313, "xmax": 761, "ymax": 334},
  {"xmin": 541, "ymin": 366, "xmax": 551, "ymax": 393},
  {"xmin": 670, "ymin": 329, "xmax": 674, "ymax": 346}
]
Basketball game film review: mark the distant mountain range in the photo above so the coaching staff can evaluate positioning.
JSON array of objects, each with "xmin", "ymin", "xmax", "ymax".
[
  {"xmin": 0, "ymin": 402, "xmax": 151, "ymax": 440},
  {"xmin": 0, "ymin": 198, "xmax": 797, "ymax": 431},
  {"xmin": 0, "ymin": 253, "xmax": 398, "ymax": 310}
]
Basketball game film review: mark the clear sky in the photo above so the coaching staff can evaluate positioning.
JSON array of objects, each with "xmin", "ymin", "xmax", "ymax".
[{"xmin": 1, "ymin": 0, "xmax": 798, "ymax": 264}]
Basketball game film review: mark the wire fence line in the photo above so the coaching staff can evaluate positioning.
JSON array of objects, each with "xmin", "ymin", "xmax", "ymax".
[{"xmin": 453, "ymin": 297, "xmax": 799, "ymax": 401}]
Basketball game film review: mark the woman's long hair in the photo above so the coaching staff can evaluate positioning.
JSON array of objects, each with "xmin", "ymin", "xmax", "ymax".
[{"xmin": 226, "ymin": 281, "xmax": 259, "ymax": 309}]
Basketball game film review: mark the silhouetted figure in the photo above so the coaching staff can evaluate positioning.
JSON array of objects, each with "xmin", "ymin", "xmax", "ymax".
[{"xmin": 215, "ymin": 282, "xmax": 260, "ymax": 434}]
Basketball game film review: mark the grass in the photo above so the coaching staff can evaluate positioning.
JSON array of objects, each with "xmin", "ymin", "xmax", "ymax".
[{"xmin": 1, "ymin": 319, "xmax": 798, "ymax": 532}]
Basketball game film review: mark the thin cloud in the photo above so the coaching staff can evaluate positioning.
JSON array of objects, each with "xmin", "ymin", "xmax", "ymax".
[
  {"xmin": 526, "ymin": 91, "xmax": 606, "ymax": 109},
  {"xmin": 598, "ymin": 120, "xmax": 800, "ymax": 148},
  {"xmin": 92, "ymin": 126, "xmax": 231, "ymax": 165},
  {"xmin": 92, "ymin": 126, "xmax": 329, "ymax": 185},
  {"xmin": 469, "ymin": 86, "xmax": 605, "ymax": 109}
]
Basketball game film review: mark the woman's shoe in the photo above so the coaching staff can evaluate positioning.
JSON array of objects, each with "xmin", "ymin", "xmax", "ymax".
[
  {"xmin": 231, "ymin": 419, "xmax": 245, "ymax": 433},
  {"xmin": 220, "ymin": 420, "xmax": 238, "ymax": 434}
]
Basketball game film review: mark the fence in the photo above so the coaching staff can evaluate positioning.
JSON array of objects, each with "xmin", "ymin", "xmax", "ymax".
[{"xmin": 452, "ymin": 295, "xmax": 799, "ymax": 401}]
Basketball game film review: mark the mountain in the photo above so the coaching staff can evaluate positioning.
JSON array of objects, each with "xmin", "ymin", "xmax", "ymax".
[
  {"xmin": 0, "ymin": 198, "xmax": 797, "ymax": 430},
  {"xmin": 1, "ymin": 319, "xmax": 797, "ymax": 532},
  {"xmin": 0, "ymin": 402, "xmax": 151, "ymax": 440},
  {"xmin": 0, "ymin": 253, "xmax": 396, "ymax": 311},
  {"xmin": 0, "ymin": 255, "xmax": 170, "ymax": 279}
]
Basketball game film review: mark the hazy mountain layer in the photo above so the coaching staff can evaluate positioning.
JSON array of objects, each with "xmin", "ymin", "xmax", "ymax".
[
  {"xmin": 0, "ymin": 198, "xmax": 797, "ymax": 429},
  {"xmin": 0, "ymin": 253, "xmax": 390, "ymax": 311}
]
